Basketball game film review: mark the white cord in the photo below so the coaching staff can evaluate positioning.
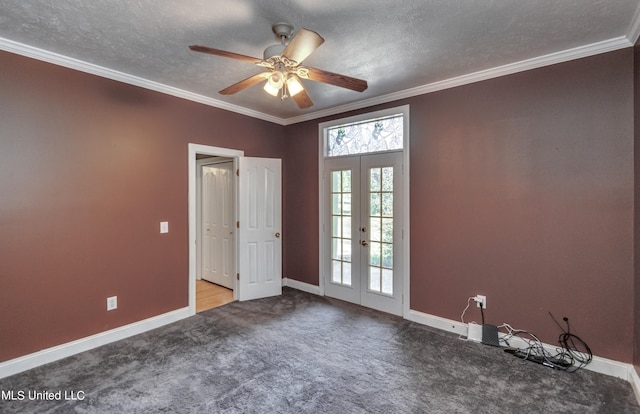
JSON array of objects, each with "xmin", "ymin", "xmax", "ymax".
[{"xmin": 460, "ymin": 296, "xmax": 475, "ymax": 324}]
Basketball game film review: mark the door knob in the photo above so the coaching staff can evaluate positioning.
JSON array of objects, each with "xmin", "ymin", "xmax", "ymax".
[
  {"xmin": 361, "ymin": 240, "xmax": 368, "ymax": 246},
  {"xmin": 275, "ymin": 232, "xmax": 281, "ymax": 238}
]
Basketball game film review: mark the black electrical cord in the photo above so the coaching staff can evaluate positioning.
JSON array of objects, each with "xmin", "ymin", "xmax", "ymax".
[
  {"xmin": 548, "ymin": 312, "xmax": 592, "ymax": 372},
  {"xmin": 500, "ymin": 313, "xmax": 592, "ymax": 372},
  {"xmin": 479, "ymin": 302, "xmax": 485, "ymax": 325}
]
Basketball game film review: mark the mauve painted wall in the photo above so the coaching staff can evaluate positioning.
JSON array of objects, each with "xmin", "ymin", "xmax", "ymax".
[
  {"xmin": 0, "ymin": 50, "xmax": 284, "ymax": 362},
  {"xmin": 1, "ymin": 45, "xmax": 635, "ymax": 365},
  {"xmin": 285, "ymin": 49, "xmax": 634, "ymax": 362},
  {"xmin": 283, "ymin": 124, "xmax": 320, "ymax": 283}
]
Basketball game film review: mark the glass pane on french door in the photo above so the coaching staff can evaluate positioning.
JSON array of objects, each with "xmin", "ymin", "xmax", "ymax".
[
  {"xmin": 368, "ymin": 166, "xmax": 394, "ymax": 295},
  {"xmin": 324, "ymin": 151, "xmax": 403, "ymax": 316},
  {"xmin": 331, "ymin": 169, "xmax": 352, "ymax": 286}
]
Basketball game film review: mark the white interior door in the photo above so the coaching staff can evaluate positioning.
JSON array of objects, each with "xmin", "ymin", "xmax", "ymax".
[
  {"xmin": 201, "ymin": 162, "xmax": 234, "ymax": 288},
  {"xmin": 324, "ymin": 151, "xmax": 403, "ymax": 315},
  {"xmin": 237, "ymin": 157, "xmax": 282, "ymax": 301}
]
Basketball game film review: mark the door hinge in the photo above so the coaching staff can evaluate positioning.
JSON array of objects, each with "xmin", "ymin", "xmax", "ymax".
[
  {"xmin": 236, "ymin": 169, "xmax": 239, "ymax": 176},
  {"xmin": 237, "ymin": 273, "xmax": 240, "ymax": 280},
  {"xmin": 236, "ymin": 221, "xmax": 239, "ymax": 229}
]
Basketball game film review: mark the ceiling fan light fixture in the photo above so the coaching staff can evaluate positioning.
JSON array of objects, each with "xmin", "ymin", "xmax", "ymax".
[
  {"xmin": 264, "ymin": 70, "xmax": 286, "ymax": 96},
  {"xmin": 286, "ymin": 76, "xmax": 304, "ymax": 97},
  {"xmin": 263, "ymin": 80, "xmax": 280, "ymax": 96},
  {"xmin": 268, "ymin": 71, "xmax": 285, "ymax": 89}
]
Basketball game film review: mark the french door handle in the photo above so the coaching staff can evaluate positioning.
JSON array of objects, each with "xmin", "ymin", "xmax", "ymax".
[{"xmin": 361, "ymin": 240, "xmax": 369, "ymax": 246}]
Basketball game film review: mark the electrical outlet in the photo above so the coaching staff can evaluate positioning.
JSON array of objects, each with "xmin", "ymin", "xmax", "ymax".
[
  {"xmin": 106, "ymin": 296, "xmax": 118, "ymax": 311},
  {"xmin": 475, "ymin": 295, "xmax": 487, "ymax": 309}
]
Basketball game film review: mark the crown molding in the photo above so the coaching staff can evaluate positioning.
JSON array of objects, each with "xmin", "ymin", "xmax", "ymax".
[
  {"xmin": 284, "ymin": 36, "xmax": 632, "ymax": 125},
  {"xmin": 627, "ymin": 1, "xmax": 640, "ymax": 45},
  {"xmin": 0, "ymin": 37, "xmax": 286, "ymax": 125},
  {"xmin": 1, "ymin": 35, "xmax": 633, "ymax": 127}
]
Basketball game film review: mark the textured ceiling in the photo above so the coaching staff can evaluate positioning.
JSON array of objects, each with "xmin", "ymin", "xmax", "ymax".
[{"xmin": 1, "ymin": 0, "xmax": 639, "ymax": 124}]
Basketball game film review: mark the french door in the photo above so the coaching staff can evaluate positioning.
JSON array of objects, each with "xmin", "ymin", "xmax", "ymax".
[{"xmin": 324, "ymin": 151, "xmax": 403, "ymax": 315}]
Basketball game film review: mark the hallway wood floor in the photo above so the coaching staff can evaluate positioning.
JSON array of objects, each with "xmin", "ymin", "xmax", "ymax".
[{"xmin": 196, "ymin": 279, "xmax": 234, "ymax": 313}]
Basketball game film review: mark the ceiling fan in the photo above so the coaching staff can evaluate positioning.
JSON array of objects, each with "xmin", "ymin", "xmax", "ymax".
[{"xmin": 189, "ymin": 22, "xmax": 368, "ymax": 109}]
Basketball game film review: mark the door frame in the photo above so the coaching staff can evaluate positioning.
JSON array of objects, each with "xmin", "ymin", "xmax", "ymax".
[
  {"xmin": 317, "ymin": 105, "xmax": 411, "ymax": 317},
  {"xmin": 188, "ymin": 144, "xmax": 244, "ymax": 316},
  {"xmin": 196, "ymin": 158, "xmax": 234, "ymax": 287}
]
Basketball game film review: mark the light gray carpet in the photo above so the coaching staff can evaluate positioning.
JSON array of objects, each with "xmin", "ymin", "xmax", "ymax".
[{"xmin": 1, "ymin": 288, "xmax": 638, "ymax": 413}]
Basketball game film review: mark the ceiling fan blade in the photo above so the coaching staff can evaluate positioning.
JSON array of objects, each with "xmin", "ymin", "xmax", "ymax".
[
  {"xmin": 219, "ymin": 72, "xmax": 270, "ymax": 95},
  {"xmin": 292, "ymin": 88, "xmax": 314, "ymax": 109},
  {"xmin": 305, "ymin": 67, "xmax": 368, "ymax": 92},
  {"xmin": 282, "ymin": 29, "xmax": 325, "ymax": 64},
  {"xmin": 189, "ymin": 45, "xmax": 263, "ymax": 64}
]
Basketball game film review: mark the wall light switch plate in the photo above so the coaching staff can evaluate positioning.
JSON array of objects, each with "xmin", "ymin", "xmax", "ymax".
[{"xmin": 160, "ymin": 221, "xmax": 169, "ymax": 234}]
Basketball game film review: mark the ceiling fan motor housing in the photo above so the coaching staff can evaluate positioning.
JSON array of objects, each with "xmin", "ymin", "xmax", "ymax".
[{"xmin": 263, "ymin": 44, "xmax": 286, "ymax": 60}]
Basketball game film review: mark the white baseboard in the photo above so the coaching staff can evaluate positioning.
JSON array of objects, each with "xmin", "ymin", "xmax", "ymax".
[
  {"xmin": 0, "ymin": 307, "xmax": 191, "ymax": 380},
  {"xmin": 405, "ymin": 309, "xmax": 468, "ymax": 336},
  {"xmin": 282, "ymin": 278, "xmax": 321, "ymax": 295},
  {"xmin": 630, "ymin": 366, "xmax": 640, "ymax": 407}
]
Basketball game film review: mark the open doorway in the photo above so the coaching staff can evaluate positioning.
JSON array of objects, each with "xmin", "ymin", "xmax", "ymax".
[
  {"xmin": 188, "ymin": 143, "xmax": 283, "ymax": 315},
  {"xmin": 188, "ymin": 144, "xmax": 244, "ymax": 315},
  {"xmin": 196, "ymin": 156, "xmax": 235, "ymax": 312}
]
